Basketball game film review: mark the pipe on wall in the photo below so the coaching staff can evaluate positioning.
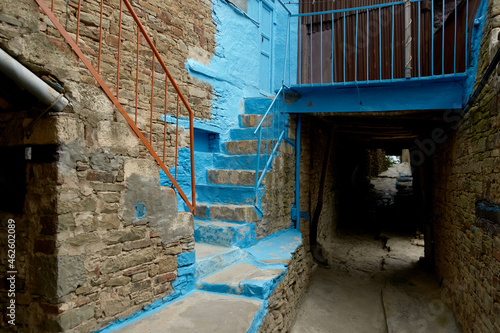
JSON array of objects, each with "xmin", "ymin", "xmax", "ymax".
[
  {"xmin": 0, "ymin": 48, "xmax": 69, "ymax": 112},
  {"xmin": 295, "ymin": 114, "xmax": 302, "ymax": 230}
]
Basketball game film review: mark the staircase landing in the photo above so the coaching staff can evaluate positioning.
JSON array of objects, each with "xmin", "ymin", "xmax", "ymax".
[
  {"xmin": 116, "ymin": 291, "xmax": 264, "ymax": 333},
  {"xmin": 100, "ymin": 229, "xmax": 303, "ymax": 333}
]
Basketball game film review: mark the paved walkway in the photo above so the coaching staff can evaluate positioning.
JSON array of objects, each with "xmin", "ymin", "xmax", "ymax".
[{"xmin": 291, "ymin": 232, "xmax": 461, "ymax": 333}]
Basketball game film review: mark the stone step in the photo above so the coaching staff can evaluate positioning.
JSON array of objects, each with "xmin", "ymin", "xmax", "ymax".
[
  {"xmin": 213, "ymin": 153, "xmax": 267, "ymax": 170},
  {"xmin": 196, "ymin": 184, "xmax": 255, "ymax": 205},
  {"xmin": 229, "ymin": 127, "xmax": 260, "ymax": 141},
  {"xmin": 197, "ymin": 260, "xmax": 285, "ymax": 299},
  {"xmin": 207, "ymin": 169, "xmax": 262, "ymax": 186},
  {"xmin": 115, "ymin": 290, "xmax": 264, "ymax": 333},
  {"xmin": 239, "ymin": 114, "xmax": 274, "ymax": 128},
  {"xmin": 244, "ymin": 97, "xmax": 273, "ymax": 115},
  {"xmin": 194, "ymin": 220, "xmax": 256, "ymax": 248},
  {"xmin": 225, "ymin": 140, "xmax": 274, "ymax": 155},
  {"xmin": 230, "ymin": 126, "xmax": 284, "ymax": 141},
  {"xmin": 195, "ymin": 203, "xmax": 260, "ymax": 223},
  {"xmin": 195, "ymin": 243, "xmax": 247, "ymax": 280}
]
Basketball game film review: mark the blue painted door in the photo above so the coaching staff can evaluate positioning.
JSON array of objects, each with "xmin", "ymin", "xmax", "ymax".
[{"xmin": 259, "ymin": 1, "xmax": 273, "ymax": 93}]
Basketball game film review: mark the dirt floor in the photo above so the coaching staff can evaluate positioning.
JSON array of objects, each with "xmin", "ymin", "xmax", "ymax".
[{"xmin": 291, "ymin": 231, "xmax": 461, "ymax": 333}]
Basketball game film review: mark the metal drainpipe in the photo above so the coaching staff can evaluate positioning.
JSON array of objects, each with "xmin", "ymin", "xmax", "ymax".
[{"xmin": 0, "ymin": 48, "xmax": 69, "ymax": 111}]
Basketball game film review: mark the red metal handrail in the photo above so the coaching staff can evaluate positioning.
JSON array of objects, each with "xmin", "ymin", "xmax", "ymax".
[{"xmin": 35, "ymin": 0, "xmax": 196, "ymax": 214}]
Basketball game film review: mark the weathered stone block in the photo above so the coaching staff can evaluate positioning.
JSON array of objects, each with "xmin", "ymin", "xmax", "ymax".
[
  {"xmin": 158, "ymin": 256, "xmax": 177, "ymax": 273},
  {"xmin": 102, "ymin": 299, "xmax": 131, "ymax": 317},
  {"xmin": 105, "ymin": 276, "xmax": 131, "ymax": 287},
  {"xmin": 57, "ymin": 304, "xmax": 95, "ymax": 331},
  {"xmin": 131, "ymin": 272, "xmax": 149, "ymax": 282},
  {"xmin": 123, "ymin": 239, "xmax": 153, "ymax": 251}
]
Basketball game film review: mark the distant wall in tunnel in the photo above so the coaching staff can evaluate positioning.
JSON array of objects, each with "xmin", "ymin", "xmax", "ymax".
[
  {"xmin": 300, "ymin": 116, "xmax": 372, "ymax": 248},
  {"xmin": 431, "ymin": 1, "xmax": 500, "ymax": 331}
]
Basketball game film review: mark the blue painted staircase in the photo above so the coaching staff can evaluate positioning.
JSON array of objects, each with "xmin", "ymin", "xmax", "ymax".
[
  {"xmin": 102, "ymin": 97, "xmax": 302, "ymax": 333},
  {"xmin": 193, "ymin": 97, "xmax": 275, "ymax": 248}
]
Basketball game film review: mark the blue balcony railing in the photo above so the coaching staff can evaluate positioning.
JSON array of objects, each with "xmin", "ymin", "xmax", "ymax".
[{"xmin": 291, "ymin": 0, "xmax": 480, "ymax": 86}]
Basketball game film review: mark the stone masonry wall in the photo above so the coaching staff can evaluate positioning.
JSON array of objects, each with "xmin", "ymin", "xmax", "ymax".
[
  {"xmin": 299, "ymin": 116, "xmax": 339, "ymax": 248},
  {"xmin": 40, "ymin": 0, "xmax": 215, "ymax": 167},
  {"xmin": 257, "ymin": 244, "xmax": 313, "ymax": 333},
  {"xmin": 0, "ymin": 0, "xmax": 214, "ymax": 331},
  {"xmin": 431, "ymin": 1, "xmax": 500, "ymax": 331},
  {"xmin": 368, "ymin": 149, "xmax": 388, "ymax": 177},
  {"xmin": 259, "ymin": 117, "xmax": 297, "ymax": 239}
]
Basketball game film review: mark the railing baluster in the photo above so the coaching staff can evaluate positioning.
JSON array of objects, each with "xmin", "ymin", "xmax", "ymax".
[
  {"xmin": 442, "ymin": 0, "xmax": 445, "ymax": 75},
  {"xmin": 299, "ymin": 19, "xmax": 302, "ymax": 85},
  {"xmin": 117, "ymin": 0, "xmax": 123, "ymax": 98},
  {"xmin": 391, "ymin": 4, "xmax": 394, "ymax": 80},
  {"xmin": 98, "ymin": 0, "xmax": 104, "ymax": 73},
  {"xmin": 454, "ymin": 0, "xmax": 457, "ymax": 74},
  {"xmin": 255, "ymin": 126, "xmax": 262, "ymax": 191},
  {"xmin": 379, "ymin": 7, "xmax": 382, "ymax": 81},
  {"xmin": 355, "ymin": 10, "xmax": 358, "ymax": 82},
  {"xmin": 175, "ymin": 95, "xmax": 180, "ymax": 180},
  {"xmin": 189, "ymin": 98, "xmax": 196, "ymax": 211},
  {"xmin": 150, "ymin": 54, "xmax": 155, "ymax": 144},
  {"xmin": 466, "ymin": 0, "xmax": 469, "ymax": 69},
  {"xmin": 135, "ymin": 28, "xmax": 139, "ymax": 124},
  {"xmin": 432, "ymin": 0, "xmax": 434, "ymax": 76},
  {"xmin": 76, "ymin": 0, "xmax": 82, "ymax": 45},
  {"xmin": 310, "ymin": 14, "xmax": 313, "ymax": 84},
  {"xmin": 332, "ymin": 12, "xmax": 335, "ymax": 83},
  {"xmin": 320, "ymin": 15, "xmax": 323, "ymax": 85},
  {"xmin": 343, "ymin": 12, "xmax": 346, "ymax": 83},
  {"xmin": 418, "ymin": 2, "xmax": 422, "ymax": 77},
  {"xmin": 163, "ymin": 78, "xmax": 168, "ymax": 163},
  {"xmin": 51, "ymin": 0, "xmax": 54, "ymax": 12},
  {"xmin": 367, "ymin": 9, "xmax": 369, "ymax": 81}
]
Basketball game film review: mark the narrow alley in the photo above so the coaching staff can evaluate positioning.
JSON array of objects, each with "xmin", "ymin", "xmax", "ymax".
[
  {"xmin": 292, "ymin": 231, "xmax": 460, "ymax": 333},
  {"xmin": 292, "ymin": 161, "xmax": 460, "ymax": 333}
]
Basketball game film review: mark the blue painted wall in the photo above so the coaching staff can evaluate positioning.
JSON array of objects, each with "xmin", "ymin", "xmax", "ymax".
[
  {"xmin": 463, "ymin": 0, "xmax": 489, "ymax": 103},
  {"xmin": 186, "ymin": 0, "xmax": 297, "ymax": 144}
]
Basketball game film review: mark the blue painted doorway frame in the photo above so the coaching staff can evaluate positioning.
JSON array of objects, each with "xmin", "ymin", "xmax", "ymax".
[{"xmin": 259, "ymin": 0, "xmax": 275, "ymax": 94}]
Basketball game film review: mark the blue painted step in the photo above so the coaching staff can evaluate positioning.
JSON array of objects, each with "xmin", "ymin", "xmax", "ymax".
[
  {"xmin": 229, "ymin": 127, "xmax": 260, "ymax": 141},
  {"xmin": 195, "ymin": 203, "xmax": 260, "ymax": 223},
  {"xmin": 213, "ymin": 153, "xmax": 268, "ymax": 170},
  {"xmin": 194, "ymin": 220, "xmax": 256, "ymax": 248},
  {"xmin": 196, "ymin": 184, "xmax": 255, "ymax": 205},
  {"xmin": 244, "ymin": 97, "xmax": 273, "ymax": 115},
  {"xmin": 197, "ymin": 259, "xmax": 285, "ymax": 299},
  {"xmin": 229, "ymin": 128, "xmax": 283, "ymax": 141},
  {"xmin": 195, "ymin": 243, "xmax": 247, "ymax": 280},
  {"xmin": 239, "ymin": 114, "xmax": 274, "ymax": 128}
]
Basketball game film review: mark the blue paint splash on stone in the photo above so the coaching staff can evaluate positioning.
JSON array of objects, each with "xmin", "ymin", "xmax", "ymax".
[
  {"xmin": 134, "ymin": 202, "xmax": 146, "ymax": 219},
  {"xmin": 463, "ymin": 0, "xmax": 490, "ymax": 103}
]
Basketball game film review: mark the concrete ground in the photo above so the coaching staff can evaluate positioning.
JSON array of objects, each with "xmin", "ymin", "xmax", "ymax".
[{"xmin": 291, "ymin": 232, "xmax": 461, "ymax": 333}]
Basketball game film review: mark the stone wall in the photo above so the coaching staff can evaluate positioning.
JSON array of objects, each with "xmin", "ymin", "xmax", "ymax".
[
  {"xmin": 368, "ymin": 149, "xmax": 388, "ymax": 177},
  {"xmin": 430, "ymin": 1, "xmax": 500, "ymax": 331},
  {"xmin": 257, "ymin": 244, "xmax": 313, "ymax": 333},
  {"xmin": 299, "ymin": 115, "xmax": 372, "ymax": 248},
  {"xmin": 43, "ymin": 0, "xmax": 215, "ymax": 120},
  {"xmin": 259, "ymin": 117, "xmax": 297, "ymax": 239},
  {"xmin": 0, "ymin": 0, "xmax": 214, "ymax": 331}
]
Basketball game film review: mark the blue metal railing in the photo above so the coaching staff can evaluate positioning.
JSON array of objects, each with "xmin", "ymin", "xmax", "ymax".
[
  {"xmin": 253, "ymin": 0, "xmax": 293, "ymax": 211},
  {"xmin": 292, "ymin": 0, "xmax": 474, "ymax": 86},
  {"xmin": 253, "ymin": 85, "xmax": 288, "ymax": 211}
]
